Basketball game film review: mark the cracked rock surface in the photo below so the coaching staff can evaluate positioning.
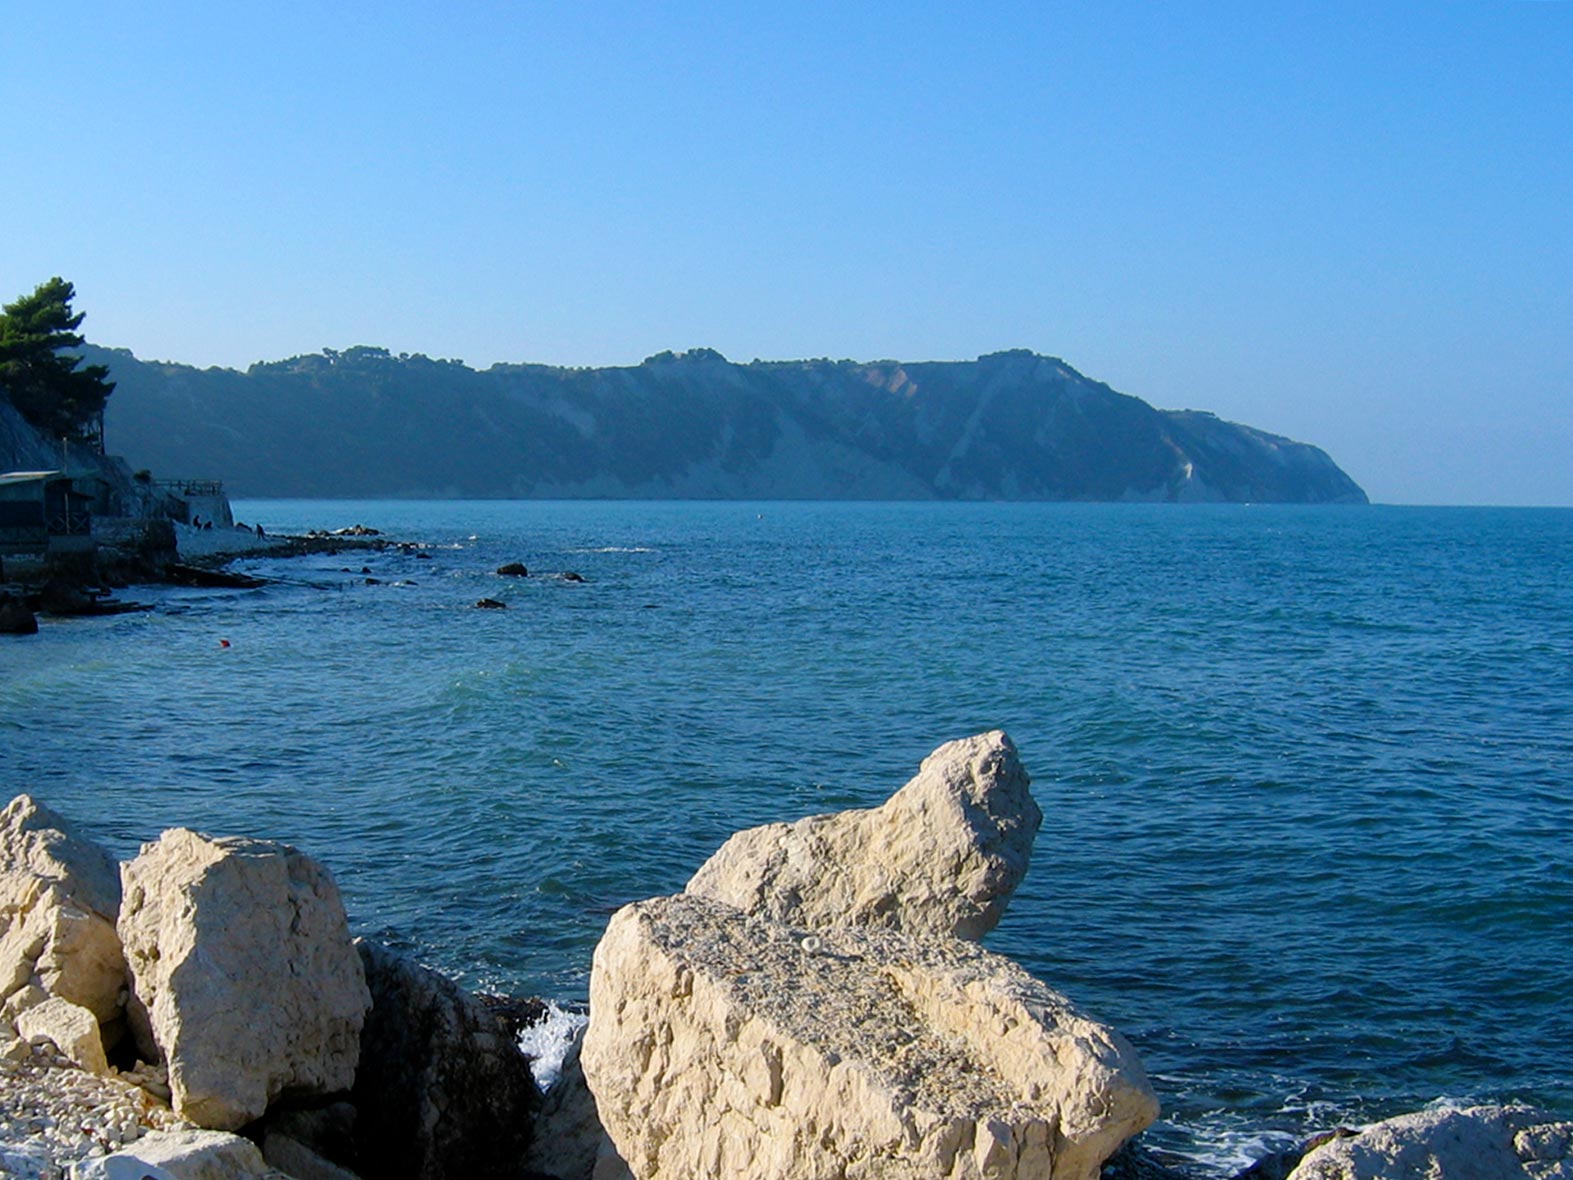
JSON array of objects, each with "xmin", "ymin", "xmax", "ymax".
[
  {"xmin": 118, "ymin": 828, "xmax": 371, "ymax": 1131},
  {"xmin": 583, "ymin": 892, "xmax": 1156, "ymax": 1180},
  {"xmin": 1286, "ymin": 1105, "xmax": 1573, "ymax": 1180},
  {"xmin": 687, "ymin": 731, "xmax": 1041, "ymax": 941}
]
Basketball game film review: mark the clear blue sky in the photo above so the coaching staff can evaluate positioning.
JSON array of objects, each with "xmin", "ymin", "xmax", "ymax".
[{"xmin": 3, "ymin": 2, "xmax": 1569, "ymax": 504}]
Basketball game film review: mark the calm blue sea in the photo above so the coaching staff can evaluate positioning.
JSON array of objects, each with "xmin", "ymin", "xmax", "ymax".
[{"xmin": 3, "ymin": 500, "xmax": 1570, "ymax": 1172}]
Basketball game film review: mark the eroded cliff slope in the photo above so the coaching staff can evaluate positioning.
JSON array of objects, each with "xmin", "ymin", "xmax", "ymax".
[{"xmin": 94, "ymin": 345, "xmax": 1367, "ymax": 502}]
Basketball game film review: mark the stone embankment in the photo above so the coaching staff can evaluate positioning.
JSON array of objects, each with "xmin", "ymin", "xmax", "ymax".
[
  {"xmin": 5, "ymin": 736, "xmax": 1570, "ymax": 1180},
  {"xmin": 167, "ymin": 523, "xmax": 389, "ymax": 569}
]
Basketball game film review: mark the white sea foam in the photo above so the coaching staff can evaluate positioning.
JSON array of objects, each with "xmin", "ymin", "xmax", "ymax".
[
  {"xmin": 1170, "ymin": 1128, "xmax": 1302, "ymax": 1176},
  {"xmin": 518, "ymin": 1000, "xmax": 590, "ymax": 1091}
]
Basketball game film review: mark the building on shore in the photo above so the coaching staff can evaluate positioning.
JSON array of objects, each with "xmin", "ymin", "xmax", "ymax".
[{"xmin": 0, "ymin": 471, "xmax": 95, "ymax": 559}]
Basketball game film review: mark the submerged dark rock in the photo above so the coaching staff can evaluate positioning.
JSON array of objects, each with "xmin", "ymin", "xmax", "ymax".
[
  {"xmin": 1100, "ymin": 1139, "xmax": 1197, "ymax": 1179},
  {"xmin": 165, "ymin": 563, "xmax": 267, "ymax": 590},
  {"xmin": 0, "ymin": 594, "xmax": 39, "ymax": 634}
]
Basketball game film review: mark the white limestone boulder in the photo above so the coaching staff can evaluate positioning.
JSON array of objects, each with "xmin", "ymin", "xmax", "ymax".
[
  {"xmin": 0, "ymin": 876, "xmax": 128, "ymax": 1024},
  {"xmin": 118, "ymin": 829, "xmax": 371, "ymax": 1130},
  {"xmin": 686, "ymin": 731, "xmax": 1041, "ymax": 941},
  {"xmin": 72, "ymin": 1128, "xmax": 278, "ymax": 1180},
  {"xmin": 0, "ymin": 795, "xmax": 122, "ymax": 921},
  {"xmin": 582, "ymin": 893, "xmax": 1157, "ymax": 1180},
  {"xmin": 16, "ymin": 994, "xmax": 109, "ymax": 1074},
  {"xmin": 1286, "ymin": 1105, "xmax": 1573, "ymax": 1180},
  {"xmin": 0, "ymin": 796, "xmax": 127, "ymax": 1035}
]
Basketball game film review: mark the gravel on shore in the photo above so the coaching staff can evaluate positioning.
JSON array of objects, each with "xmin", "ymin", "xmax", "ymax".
[{"xmin": 0, "ymin": 1041, "xmax": 190, "ymax": 1180}]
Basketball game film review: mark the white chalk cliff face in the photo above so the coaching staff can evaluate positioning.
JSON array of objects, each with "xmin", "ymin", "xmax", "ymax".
[{"xmin": 580, "ymin": 732, "xmax": 1157, "ymax": 1180}]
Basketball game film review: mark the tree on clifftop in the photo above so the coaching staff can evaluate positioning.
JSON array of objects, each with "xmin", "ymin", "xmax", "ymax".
[{"xmin": 0, "ymin": 277, "xmax": 116, "ymax": 447}]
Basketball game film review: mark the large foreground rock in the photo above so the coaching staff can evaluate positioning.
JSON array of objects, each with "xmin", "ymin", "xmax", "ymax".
[
  {"xmin": 583, "ymin": 893, "xmax": 1156, "ymax": 1180},
  {"xmin": 351, "ymin": 939, "xmax": 540, "ymax": 1180},
  {"xmin": 118, "ymin": 829, "xmax": 370, "ymax": 1130},
  {"xmin": 1286, "ymin": 1105, "xmax": 1573, "ymax": 1179},
  {"xmin": 0, "ymin": 796, "xmax": 126, "ymax": 1032},
  {"xmin": 686, "ymin": 731, "xmax": 1040, "ymax": 941}
]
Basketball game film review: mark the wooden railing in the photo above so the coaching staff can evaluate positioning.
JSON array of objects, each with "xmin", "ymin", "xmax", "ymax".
[
  {"xmin": 46, "ymin": 509, "xmax": 92, "ymax": 536},
  {"xmin": 151, "ymin": 479, "xmax": 225, "ymax": 497}
]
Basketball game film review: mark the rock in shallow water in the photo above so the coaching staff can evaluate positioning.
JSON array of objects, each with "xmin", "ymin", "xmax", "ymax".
[
  {"xmin": 582, "ymin": 893, "xmax": 1157, "ymax": 1180},
  {"xmin": 1285, "ymin": 1105, "xmax": 1573, "ymax": 1180},
  {"xmin": 0, "ymin": 595, "xmax": 38, "ymax": 635},
  {"xmin": 686, "ymin": 730, "xmax": 1041, "ymax": 941}
]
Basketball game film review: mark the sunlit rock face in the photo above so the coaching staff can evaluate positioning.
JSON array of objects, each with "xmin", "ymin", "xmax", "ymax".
[
  {"xmin": 1285, "ymin": 1105, "xmax": 1573, "ymax": 1180},
  {"xmin": 118, "ymin": 829, "xmax": 370, "ymax": 1130},
  {"xmin": 686, "ymin": 730, "xmax": 1041, "ymax": 941},
  {"xmin": 582, "ymin": 732, "xmax": 1155, "ymax": 1180},
  {"xmin": 0, "ymin": 795, "xmax": 126, "ymax": 1050},
  {"xmin": 582, "ymin": 893, "xmax": 1158, "ymax": 1180}
]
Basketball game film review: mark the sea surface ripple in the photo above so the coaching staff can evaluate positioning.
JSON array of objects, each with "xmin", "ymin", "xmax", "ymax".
[{"xmin": 3, "ymin": 500, "xmax": 1569, "ymax": 1173}]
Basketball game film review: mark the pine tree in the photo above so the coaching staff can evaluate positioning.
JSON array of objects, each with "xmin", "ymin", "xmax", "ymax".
[{"xmin": 0, "ymin": 277, "xmax": 116, "ymax": 444}]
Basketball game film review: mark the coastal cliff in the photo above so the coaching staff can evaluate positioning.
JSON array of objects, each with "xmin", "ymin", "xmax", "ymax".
[{"xmin": 92, "ymin": 345, "xmax": 1368, "ymax": 503}]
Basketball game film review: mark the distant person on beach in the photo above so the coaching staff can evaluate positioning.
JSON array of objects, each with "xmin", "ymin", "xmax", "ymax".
[
  {"xmin": 191, "ymin": 515, "xmax": 201, "ymax": 529},
  {"xmin": 256, "ymin": 523, "xmax": 265, "ymax": 538}
]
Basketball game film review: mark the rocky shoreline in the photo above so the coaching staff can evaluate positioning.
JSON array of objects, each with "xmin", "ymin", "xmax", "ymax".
[
  {"xmin": 0, "ymin": 521, "xmax": 390, "ymax": 634},
  {"xmin": 3, "ymin": 737, "xmax": 1569, "ymax": 1180}
]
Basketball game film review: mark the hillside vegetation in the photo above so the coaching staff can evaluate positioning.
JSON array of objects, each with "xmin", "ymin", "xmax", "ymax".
[{"xmin": 94, "ymin": 345, "xmax": 1367, "ymax": 503}]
